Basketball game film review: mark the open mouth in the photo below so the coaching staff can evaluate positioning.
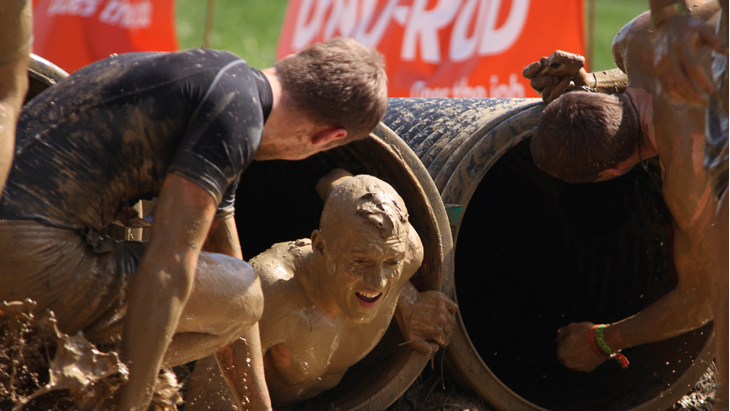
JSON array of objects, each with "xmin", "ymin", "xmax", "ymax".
[{"xmin": 355, "ymin": 291, "xmax": 382, "ymax": 307}]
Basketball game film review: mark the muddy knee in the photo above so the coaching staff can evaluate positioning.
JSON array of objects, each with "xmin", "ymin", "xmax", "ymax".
[{"xmin": 181, "ymin": 253, "xmax": 264, "ymax": 340}]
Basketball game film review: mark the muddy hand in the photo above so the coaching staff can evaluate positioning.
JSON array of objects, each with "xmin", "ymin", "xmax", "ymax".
[
  {"xmin": 523, "ymin": 51, "xmax": 586, "ymax": 102},
  {"xmin": 556, "ymin": 322, "xmax": 606, "ymax": 372},
  {"xmin": 397, "ymin": 289, "xmax": 458, "ymax": 355},
  {"xmin": 653, "ymin": 14, "xmax": 728, "ymax": 106}
]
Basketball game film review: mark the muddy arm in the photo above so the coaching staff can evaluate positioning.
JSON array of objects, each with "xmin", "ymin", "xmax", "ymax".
[
  {"xmin": 316, "ymin": 168, "xmax": 355, "ymax": 200},
  {"xmin": 203, "ymin": 215, "xmax": 244, "ymax": 258},
  {"xmin": 216, "ymin": 324, "xmax": 272, "ymax": 411},
  {"xmin": 116, "ymin": 174, "xmax": 217, "ymax": 410},
  {"xmin": 556, "ymin": 224, "xmax": 713, "ymax": 372},
  {"xmin": 396, "ymin": 222, "xmax": 455, "ymax": 356},
  {"xmin": 395, "ymin": 283, "xmax": 458, "ymax": 355},
  {"xmin": 202, "ymin": 212, "xmax": 272, "ymax": 410},
  {"xmin": 0, "ymin": 0, "xmax": 31, "ymax": 200}
]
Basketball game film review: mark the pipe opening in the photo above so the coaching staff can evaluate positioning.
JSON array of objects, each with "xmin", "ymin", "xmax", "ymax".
[
  {"xmin": 454, "ymin": 138, "xmax": 712, "ymax": 411},
  {"xmin": 234, "ymin": 137, "xmax": 442, "ymax": 410}
]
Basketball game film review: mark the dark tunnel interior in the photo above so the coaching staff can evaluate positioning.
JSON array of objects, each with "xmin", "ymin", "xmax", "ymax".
[{"xmin": 454, "ymin": 138, "xmax": 712, "ymax": 411}]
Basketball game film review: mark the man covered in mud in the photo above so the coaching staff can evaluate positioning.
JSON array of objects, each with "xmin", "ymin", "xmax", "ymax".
[
  {"xmin": 523, "ymin": 0, "xmax": 727, "ymax": 398},
  {"xmin": 649, "ymin": 0, "xmax": 728, "ymax": 407},
  {"xmin": 0, "ymin": 38, "xmax": 387, "ymax": 411},
  {"xmin": 184, "ymin": 170, "xmax": 458, "ymax": 409},
  {"xmin": 0, "ymin": 0, "xmax": 32, "ymax": 200}
]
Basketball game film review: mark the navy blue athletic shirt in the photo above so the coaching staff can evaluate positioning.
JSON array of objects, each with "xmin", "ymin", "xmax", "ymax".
[{"xmin": 0, "ymin": 48, "xmax": 272, "ymax": 232}]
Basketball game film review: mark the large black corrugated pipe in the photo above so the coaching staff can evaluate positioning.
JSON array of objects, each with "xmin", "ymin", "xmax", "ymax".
[
  {"xmin": 233, "ymin": 128, "xmax": 454, "ymax": 411},
  {"xmin": 382, "ymin": 98, "xmax": 714, "ymax": 411},
  {"xmin": 24, "ymin": 57, "xmax": 455, "ymax": 411},
  {"xmin": 25, "ymin": 54, "xmax": 69, "ymax": 105}
]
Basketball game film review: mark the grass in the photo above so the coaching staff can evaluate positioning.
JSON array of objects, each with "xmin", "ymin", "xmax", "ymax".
[
  {"xmin": 589, "ymin": 0, "xmax": 649, "ymax": 71},
  {"xmin": 175, "ymin": 0, "xmax": 648, "ymax": 74},
  {"xmin": 175, "ymin": 0, "xmax": 289, "ymax": 69}
]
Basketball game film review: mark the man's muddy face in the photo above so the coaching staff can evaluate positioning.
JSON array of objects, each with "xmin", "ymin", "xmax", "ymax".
[{"xmin": 325, "ymin": 223, "xmax": 407, "ymax": 324}]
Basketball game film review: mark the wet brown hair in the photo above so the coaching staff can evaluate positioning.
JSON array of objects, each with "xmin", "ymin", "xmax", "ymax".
[
  {"xmin": 275, "ymin": 38, "xmax": 388, "ymax": 142},
  {"xmin": 530, "ymin": 92, "xmax": 637, "ymax": 183}
]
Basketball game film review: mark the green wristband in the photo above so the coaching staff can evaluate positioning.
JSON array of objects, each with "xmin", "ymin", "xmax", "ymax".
[{"xmin": 593, "ymin": 325, "xmax": 615, "ymax": 356}]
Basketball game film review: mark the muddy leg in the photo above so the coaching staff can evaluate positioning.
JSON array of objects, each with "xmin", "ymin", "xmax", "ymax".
[{"xmin": 162, "ymin": 252, "xmax": 263, "ymax": 367}]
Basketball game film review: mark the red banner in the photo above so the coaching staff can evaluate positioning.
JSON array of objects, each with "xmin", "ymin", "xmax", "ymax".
[
  {"xmin": 32, "ymin": 0, "xmax": 179, "ymax": 73},
  {"xmin": 277, "ymin": 0, "xmax": 585, "ymax": 98}
]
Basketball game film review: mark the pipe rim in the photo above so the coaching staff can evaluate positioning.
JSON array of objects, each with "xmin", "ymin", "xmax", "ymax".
[{"xmin": 440, "ymin": 99, "xmax": 715, "ymax": 411}]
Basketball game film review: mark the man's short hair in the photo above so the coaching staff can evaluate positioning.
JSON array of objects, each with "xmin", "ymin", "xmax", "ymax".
[
  {"xmin": 530, "ymin": 92, "xmax": 637, "ymax": 183},
  {"xmin": 275, "ymin": 38, "xmax": 388, "ymax": 142}
]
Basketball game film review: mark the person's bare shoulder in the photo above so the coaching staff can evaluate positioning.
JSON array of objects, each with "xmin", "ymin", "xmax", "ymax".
[
  {"xmin": 250, "ymin": 239, "xmax": 312, "ymax": 286},
  {"xmin": 612, "ymin": 11, "xmax": 652, "ymax": 74},
  {"xmin": 612, "ymin": 0, "xmax": 720, "ymax": 74}
]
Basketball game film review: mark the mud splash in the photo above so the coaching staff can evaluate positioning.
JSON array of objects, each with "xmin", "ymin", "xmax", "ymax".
[{"xmin": 0, "ymin": 299, "xmax": 183, "ymax": 410}]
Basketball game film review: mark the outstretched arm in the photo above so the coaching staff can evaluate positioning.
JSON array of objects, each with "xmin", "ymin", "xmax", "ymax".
[
  {"xmin": 395, "ymin": 223, "xmax": 458, "ymax": 355},
  {"xmin": 117, "ymin": 174, "xmax": 217, "ymax": 410},
  {"xmin": 556, "ymin": 224, "xmax": 713, "ymax": 372}
]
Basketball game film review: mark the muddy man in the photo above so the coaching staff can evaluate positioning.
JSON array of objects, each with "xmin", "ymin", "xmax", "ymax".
[
  {"xmin": 0, "ymin": 38, "xmax": 387, "ymax": 411},
  {"xmin": 524, "ymin": 0, "xmax": 728, "ymax": 402},
  {"xmin": 184, "ymin": 170, "xmax": 458, "ymax": 409}
]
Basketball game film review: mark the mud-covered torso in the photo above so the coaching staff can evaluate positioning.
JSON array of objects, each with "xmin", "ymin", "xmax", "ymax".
[
  {"xmin": 0, "ymin": 49, "xmax": 270, "ymax": 231},
  {"xmin": 253, "ymin": 240, "xmax": 400, "ymax": 402}
]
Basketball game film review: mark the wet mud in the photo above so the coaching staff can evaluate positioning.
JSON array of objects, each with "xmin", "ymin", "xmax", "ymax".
[{"xmin": 0, "ymin": 299, "xmax": 183, "ymax": 411}]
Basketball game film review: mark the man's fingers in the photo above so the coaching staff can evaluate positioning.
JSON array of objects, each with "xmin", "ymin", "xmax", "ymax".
[
  {"xmin": 409, "ymin": 339, "xmax": 437, "ymax": 356},
  {"xmin": 545, "ymin": 76, "xmax": 571, "ymax": 103},
  {"xmin": 443, "ymin": 297, "xmax": 458, "ymax": 314},
  {"xmin": 531, "ymin": 75, "xmax": 559, "ymax": 91},
  {"xmin": 522, "ymin": 62, "xmax": 543, "ymax": 79}
]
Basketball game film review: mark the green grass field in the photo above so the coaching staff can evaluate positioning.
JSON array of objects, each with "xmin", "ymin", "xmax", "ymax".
[{"xmin": 175, "ymin": 0, "xmax": 648, "ymax": 73}]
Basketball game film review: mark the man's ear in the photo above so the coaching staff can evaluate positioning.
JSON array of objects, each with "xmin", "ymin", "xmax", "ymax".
[
  {"xmin": 312, "ymin": 127, "xmax": 348, "ymax": 145},
  {"xmin": 311, "ymin": 229, "xmax": 326, "ymax": 257}
]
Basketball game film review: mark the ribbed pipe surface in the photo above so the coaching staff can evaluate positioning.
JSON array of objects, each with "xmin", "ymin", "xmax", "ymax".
[{"xmin": 382, "ymin": 97, "xmax": 714, "ymax": 411}]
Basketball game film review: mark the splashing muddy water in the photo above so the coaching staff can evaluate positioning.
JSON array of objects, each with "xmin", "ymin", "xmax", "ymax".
[{"xmin": 0, "ymin": 299, "xmax": 183, "ymax": 411}]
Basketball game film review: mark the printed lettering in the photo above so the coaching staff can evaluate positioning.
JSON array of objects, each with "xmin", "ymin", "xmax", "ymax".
[
  {"xmin": 351, "ymin": 0, "xmax": 399, "ymax": 46},
  {"xmin": 410, "ymin": 74, "xmax": 524, "ymax": 98},
  {"xmin": 47, "ymin": 0, "xmax": 100, "ymax": 17},
  {"xmin": 324, "ymin": 0, "xmax": 359, "ymax": 39},
  {"xmin": 99, "ymin": 0, "xmax": 153, "ymax": 30},
  {"xmin": 478, "ymin": 0, "xmax": 530, "ymax": 56},
  {"xmin": 288, "ymin": 0, "xmax": 531, "ymax": 63},
  {"xmin": 401, "ymin": 0, "xmax": 461, "ymax": 63},
  {"xmin": 292, "ymin": 0, "xmax": 333, "ymax": 49}
]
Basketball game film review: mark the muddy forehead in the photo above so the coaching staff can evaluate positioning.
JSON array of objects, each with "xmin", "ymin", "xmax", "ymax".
[{"xmin": 321, "ymin": 175, "xmax": 409, "ymax": 240}]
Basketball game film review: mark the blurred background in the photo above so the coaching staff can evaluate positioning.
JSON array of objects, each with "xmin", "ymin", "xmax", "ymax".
[
  {"xmin": 33, "ymin": 0, "xmax": 650, "ymax": 98},
  {"xmin": 175, "ymin": 0, "xmax": 647, "ymax": 72}
]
